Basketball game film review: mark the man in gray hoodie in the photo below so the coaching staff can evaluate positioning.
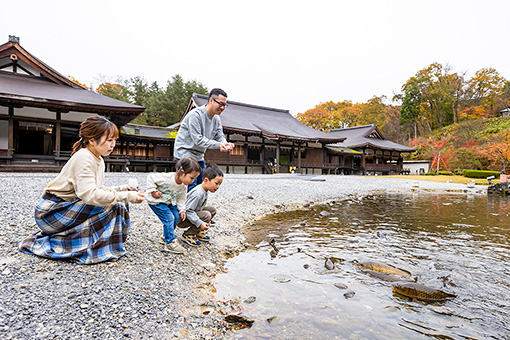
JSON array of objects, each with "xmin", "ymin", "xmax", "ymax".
[{"xmin": 174, "ymin": 88, "xmax": 234, "ymax": 191}]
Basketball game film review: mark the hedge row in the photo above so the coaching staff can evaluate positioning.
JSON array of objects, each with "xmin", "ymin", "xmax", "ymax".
[{"xmin": 462, "ymin": 170, "xmax": 502, "ymax": 178}]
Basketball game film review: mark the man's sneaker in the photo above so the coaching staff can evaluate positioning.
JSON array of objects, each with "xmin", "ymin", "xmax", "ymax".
[
  {"xmin": 180, "ymin": 233, "xmax": 202, "ymax": 247},
  {"xmin": 163, "ymin": 240, "xmax": 185, "ymax": 254},
  {"xmin": 197, "ymin": 231, "xmax": 210, "ymax": 243}
]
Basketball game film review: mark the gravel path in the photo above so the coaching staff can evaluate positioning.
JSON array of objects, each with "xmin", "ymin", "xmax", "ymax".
[{"xmin": 0, "ymin": 173, "xmax": 485, "ymax": 339}]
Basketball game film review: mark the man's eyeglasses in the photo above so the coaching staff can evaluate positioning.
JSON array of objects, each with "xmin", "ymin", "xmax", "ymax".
[{"xmin": 213, "ymin": 98, "xmax": 228, "ymax": 108}]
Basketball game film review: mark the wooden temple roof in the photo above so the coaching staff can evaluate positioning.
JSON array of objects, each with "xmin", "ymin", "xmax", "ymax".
[
  {"xmin": 327, "ymin": 124, "xmax": 416, "ymax": 152},
  {"xmin": 189, "ymin": 94, "xmax": 346, "ymax": 143},
  {"xmin": 0, "ymin": 36, "xmax": 144, "ymax": 126}
]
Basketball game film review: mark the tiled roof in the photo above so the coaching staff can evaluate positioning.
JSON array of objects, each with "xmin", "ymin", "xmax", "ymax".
[
  {"xmin": 191, "ymin": 94, "xmax": 345, "ymax": 143},
  {"xmin": 327, "ymin": 124, "xmax": 416, "ymax": 152}
]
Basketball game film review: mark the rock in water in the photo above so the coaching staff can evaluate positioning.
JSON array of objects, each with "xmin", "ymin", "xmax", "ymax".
[
  {"xmin": 225, "ymin": 315, "xmax": 255, "ymax": 327},
  {"xmin": 324, "ymin": 258, "xmax": 335, "ymax": 270},
  {"xmin": 244, "ymin": 296, "xmax": 256, "ymax": 304}
]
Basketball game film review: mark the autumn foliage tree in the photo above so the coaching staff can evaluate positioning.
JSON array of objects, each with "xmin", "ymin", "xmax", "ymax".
[
  {"xmin": 96, "ymin": 82, "xmax": 130, "ymax": 103},
  {"xmin": 479, "ymin": 131, "xmax": 510, "ymax": 172},
  {"xmin": 295, "ymin": 101, "xmax": 352, "ymax": 131},
  {"xmin": 410, "ymin": 135, "xmax": 457, "ymax": 173}
]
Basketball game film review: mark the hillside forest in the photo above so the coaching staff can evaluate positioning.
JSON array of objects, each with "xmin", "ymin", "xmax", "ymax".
[{"xmin": 71, "ymin": 62, "xmax": 510, "ymax": 173}]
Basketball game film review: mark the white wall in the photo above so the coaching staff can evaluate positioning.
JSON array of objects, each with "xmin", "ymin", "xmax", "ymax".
[{"xmin": 404, "ymin": 161, "xmax": 430, "ymax": 174}]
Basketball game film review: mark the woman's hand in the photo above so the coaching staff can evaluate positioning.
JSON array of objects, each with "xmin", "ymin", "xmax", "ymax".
[{"xmin": 134, "ymin": 193, "xmax": 145, "ymax": 203}]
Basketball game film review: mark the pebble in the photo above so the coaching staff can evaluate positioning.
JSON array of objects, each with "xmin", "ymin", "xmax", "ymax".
[{"xmin": 0, "ymin": 172, "xmax": 478, "ymax": 339}]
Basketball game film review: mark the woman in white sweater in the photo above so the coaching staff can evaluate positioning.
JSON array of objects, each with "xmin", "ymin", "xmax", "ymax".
[{"xmin": 19, "ymin": 116, "xmax": 145, "ymax": 264}]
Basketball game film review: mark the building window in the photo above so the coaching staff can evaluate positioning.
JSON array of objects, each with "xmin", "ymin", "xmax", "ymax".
[{"xmin": 229, "ymin": 145, "xmax": 244, "ymax": 156}]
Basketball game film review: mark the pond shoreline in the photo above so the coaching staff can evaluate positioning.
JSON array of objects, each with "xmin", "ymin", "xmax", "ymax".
[{"xmin": 0, "ymin": 173, "xmax": 485, "ymax": 339}]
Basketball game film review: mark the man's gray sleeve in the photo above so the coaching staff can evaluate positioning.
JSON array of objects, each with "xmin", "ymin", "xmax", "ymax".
[{"xmin": 213, "ymin": 118, "xmax": 227, "ymax": 144}]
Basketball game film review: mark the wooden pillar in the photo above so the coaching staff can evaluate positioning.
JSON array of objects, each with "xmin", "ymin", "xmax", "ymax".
[
  {"xmin": 298, "ymin": 143, "xmax": 302, "ymax": 173},
  {"xmin": 55, "ymin": 111, "xmax": 61, "ymax": 157},
  {"xmin": 276, "ymin": 139, "xmax": 281, "ymax": 173},
  {"xmin": 322, "ymin": 143, "xmax": 326, "ymax": 174},
  {"xmin": 244, "ymin": 135, "xmax": 248, "ymax": 174},
  {"xmin": 8, "ymin": 106, "xmax": 14, "ymax": 157},
  {"xmin": 260, "ymin": 138, "xmax": 266, "ymax": 174}
]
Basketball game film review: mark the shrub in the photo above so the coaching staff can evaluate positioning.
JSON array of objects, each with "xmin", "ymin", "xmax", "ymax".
[
  {"xmin": 424, "ymin": 172, "xmax": 436, "ymax": 176},
  {"xmin": 462, "ymin": 170, "xmax": 501, "ymax": 178},
  {"xmin": 438, "ymin": 171, "xmax": 452, "ymax": 176}
]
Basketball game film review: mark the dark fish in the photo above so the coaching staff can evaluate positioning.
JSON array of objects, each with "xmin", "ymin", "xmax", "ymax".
[
  {"xmin": 354, "ymin": 261, "xmax": 413, "ymax": 278},
  {"xmin": 362, "ymin": 269, "xmax": 415, "ymax": 283},
  {"xmin": 392, "ymin": 282, "xmax": 456, "ymax": 302}
]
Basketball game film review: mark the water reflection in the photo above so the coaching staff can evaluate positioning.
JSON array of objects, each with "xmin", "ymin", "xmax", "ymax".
[{"xmin": 214, "ymin": 193, "xmax": 510, "ymax": 340}]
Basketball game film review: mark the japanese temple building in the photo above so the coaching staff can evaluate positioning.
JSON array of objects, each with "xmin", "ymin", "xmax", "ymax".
[
  {"xmin": 180, "ymin": 94, "xmax": 416, "ymax": 175},
  {"xmin": 0, "ymin": 35, "xmax": 415, "ymax": 175}
]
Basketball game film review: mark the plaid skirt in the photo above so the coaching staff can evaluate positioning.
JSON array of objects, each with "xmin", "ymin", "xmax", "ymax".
[{"xmin": 19, "ymin": 193, "xmax": 130, "ymax": 264}]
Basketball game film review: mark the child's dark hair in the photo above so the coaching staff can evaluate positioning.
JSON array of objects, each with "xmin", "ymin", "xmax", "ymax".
[
  {"xmin": 71, "ymin": 116, "xmax": 119, "ymax": 155},
  {"xmin": 203, "ymin": 164, "xmax": 224, "ymax": 180},
  {"xmin": 176, "ymin": 157, "xmax": 201, "ymax": 175}
]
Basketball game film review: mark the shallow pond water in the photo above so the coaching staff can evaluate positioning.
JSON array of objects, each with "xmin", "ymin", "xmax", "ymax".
[{"xmin": 213, "ymin": 193, "xmax": 510, "ymax": 339}]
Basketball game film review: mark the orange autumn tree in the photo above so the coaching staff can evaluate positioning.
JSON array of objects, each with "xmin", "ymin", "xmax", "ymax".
[
  {"xmin": 296, "ymin": 101, "xmax": 352, "ymax": 131},
  {"xmin": 96, "ymin": 82, "xmax": 130, "ymax": 103},
  {"xmin": 479, "ymin": 131, "xmax": 510, "ymax": 172},
  {"xmin": 411, "ymin": 135, "xmax": 457, "ymax": 174},
  {"xmin": 458, "ymin": 105, "xmax": 488, "ymax": 121},
  {"xmin": 67, "ymin": 76, "xmax": 88, "ymax": 89}
]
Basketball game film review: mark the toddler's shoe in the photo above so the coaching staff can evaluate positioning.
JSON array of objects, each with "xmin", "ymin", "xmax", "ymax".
[
  {"xmin": 197, "ymin": 231, "xmax": 210, "ymax": 243},
  {"xmin": 180, "ymin": 232, "xmax": 202, "ymax": 247},
  {"xmin": 163, "ymin": 240, "xmax": 185, "ymax": 254}
]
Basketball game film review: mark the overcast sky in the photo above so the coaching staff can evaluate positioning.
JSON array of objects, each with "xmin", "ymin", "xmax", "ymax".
[{"xmin": 2, "ymin": 0, "xmax": 509, "ymax": 115}]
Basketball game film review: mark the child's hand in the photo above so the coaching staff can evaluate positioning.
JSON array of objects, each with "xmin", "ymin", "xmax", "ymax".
[
  {"xmin": 134, "ymin": 193, "xmax": 145, "ymax": 203},
  {"xmin": 180, "ymin": 211, "xmax": 186, "ymax": 221},
  {"xmin": 127, "ymin": 185, "xmax": 140, "ymax": 191},
  {"xmin": 151, "ymin": 191, "xmax": 162, "ymax": 199},
  {"xmin": 199, "ymin": 222, "xmax": 209, "ymax": 231}
]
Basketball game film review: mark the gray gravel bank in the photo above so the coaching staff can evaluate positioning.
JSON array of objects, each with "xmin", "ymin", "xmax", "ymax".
[{"xmin": 0, "ymin": 173, "xmax": 485, "ymax": 339}]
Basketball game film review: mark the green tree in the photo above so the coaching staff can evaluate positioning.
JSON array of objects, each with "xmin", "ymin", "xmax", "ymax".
[
  {"xmin": 464, "ymin": 68, "xmax": 506, "ymax": 116},
  {"xmin": 401, "ymin": 63, "xmax": 464, "ymax": 131},
  {"xmin": 140, "ymin": 75, "xmax": 208, "ymax": 127},
  {"xmin": 399, "ymin": 81, "xmax": 422, "ymax": 139}
]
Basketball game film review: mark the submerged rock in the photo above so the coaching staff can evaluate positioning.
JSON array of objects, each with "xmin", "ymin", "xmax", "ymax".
[
  {"xmin": 244, "ymin": 296, "xmax": 256, "ymax": 304},
  {"xmin": 487, "ymin": 182, "xmax": 510, "ymax": 196},
  {"xmin": 225, "ymin": 315, "xmax": 255, "ymax": 327}
]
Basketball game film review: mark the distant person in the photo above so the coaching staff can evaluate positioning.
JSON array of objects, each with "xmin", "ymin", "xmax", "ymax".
[
  {"xmin": 145, "ymin": 157, "xmax": 201, "ymax": 254},
  {"xmin": 174, "ymin": 88, "xmax": 234, "ymax": 191},
  {"xmin": 177, "ymin": 164, "xmax": 223, "ymax": 246},
  {"xmin": 19, "ymin": 116, "xmax": 145, "ymax": 264}
]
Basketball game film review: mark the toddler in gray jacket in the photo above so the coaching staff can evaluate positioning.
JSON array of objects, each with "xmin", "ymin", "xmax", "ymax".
[{"xmin": 177, "ymin": 164, "xmax": 224, "ymax": 246}]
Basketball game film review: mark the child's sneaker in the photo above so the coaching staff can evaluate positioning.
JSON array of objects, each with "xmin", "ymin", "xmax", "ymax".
[
  {"xmin": 163, "ymin": 240, "xmax": 185, "ymax": 254},
  {"xmin": 197, "ymin": 231, "xmax": 210, "ymax": 243},
  {"xmin": 159, "ymin": 236, "xmax": 166, "ymax": 245},
  {"xmin": 180, "ymin": 233, "xmax": 202, "ymax": 247}
]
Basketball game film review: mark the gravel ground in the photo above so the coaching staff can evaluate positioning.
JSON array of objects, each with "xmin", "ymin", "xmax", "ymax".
[{"xmin": 0, "ymin": 173, "xmax": 485, "ymax": 339}]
